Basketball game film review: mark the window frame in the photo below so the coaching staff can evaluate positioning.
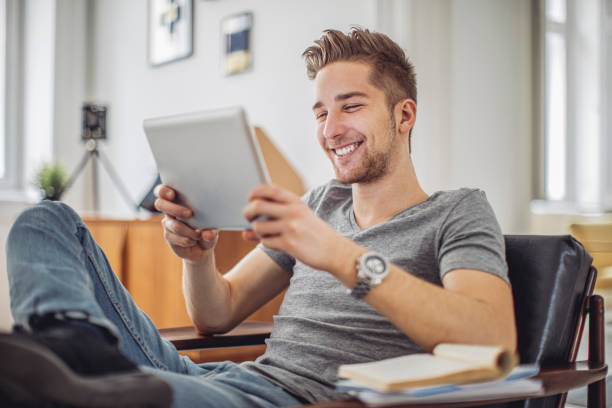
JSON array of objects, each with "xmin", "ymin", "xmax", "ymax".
[{"xmin": 0, "ymin": 0, "xmax": 24, "ymax": 196}]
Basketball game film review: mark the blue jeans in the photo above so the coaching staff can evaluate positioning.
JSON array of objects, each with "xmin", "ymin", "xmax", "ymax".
[{"xmin": 6, "ymin": 201, "xmax": 302, "ymax": 408}]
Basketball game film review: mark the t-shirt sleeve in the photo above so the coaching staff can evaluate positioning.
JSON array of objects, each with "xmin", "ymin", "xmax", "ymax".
[
  {"xmin": 437, "ymin": 189, "xmax": 509, "ymax": 284},
  {"xmin": 260, "ymin": 245, "xmax": 296, "ymax": 275},
  {"xmin": 257, "ymin": 188, "xmax": 320, "ymax": 275}
]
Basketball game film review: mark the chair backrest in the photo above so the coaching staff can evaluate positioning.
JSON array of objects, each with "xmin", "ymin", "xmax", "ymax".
[{"xmin": 503, "ymin": 235, "xmax": 595, "ymax": 408}]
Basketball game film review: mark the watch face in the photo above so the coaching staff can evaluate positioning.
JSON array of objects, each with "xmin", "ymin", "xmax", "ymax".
[{"xmin": 365, "ymin": 255, "xmax": 387, "ymax": 276}]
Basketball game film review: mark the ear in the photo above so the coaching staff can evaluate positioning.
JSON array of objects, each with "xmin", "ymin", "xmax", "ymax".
[{"xmin": 395, "ymin": 98, "xmax": 417, "ymax": 136}]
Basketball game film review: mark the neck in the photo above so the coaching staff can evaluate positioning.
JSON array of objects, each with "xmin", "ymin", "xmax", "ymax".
[{"xmin": 351, "ymin": 155, "xmax": 428, "ymax": 228}]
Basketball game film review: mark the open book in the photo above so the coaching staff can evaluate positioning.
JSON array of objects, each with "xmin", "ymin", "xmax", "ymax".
[
  {"xmin": 338, "ymin": 344, "xmax": 519, "ymax": 392},
  {"xmin": 337, "ymin": 365, "xmax": 542, "ymax": 405}
]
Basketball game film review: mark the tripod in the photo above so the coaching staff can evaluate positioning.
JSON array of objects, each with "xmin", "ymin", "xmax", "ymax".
[{"xmin": 65, "ymin": 139, "xmax": 138, "ymax": 213}]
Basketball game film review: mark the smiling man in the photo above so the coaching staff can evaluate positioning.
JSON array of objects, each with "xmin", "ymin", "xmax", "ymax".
[{"xmin": 1, "ymin": 28, "xmax": 516, "ymax": 408}]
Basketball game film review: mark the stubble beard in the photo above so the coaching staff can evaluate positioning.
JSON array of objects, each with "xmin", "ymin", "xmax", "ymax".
[{"xmin": 334, "ymin": 116, "xmax": 397, "ymax": 185}]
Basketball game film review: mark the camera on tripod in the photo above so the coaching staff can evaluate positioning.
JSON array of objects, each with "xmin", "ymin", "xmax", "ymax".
[{"xmin": 64, "ymin": 103, "xmax": 137, "ymax": 212}]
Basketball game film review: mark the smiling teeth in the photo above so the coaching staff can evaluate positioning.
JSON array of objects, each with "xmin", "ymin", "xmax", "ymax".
[{"xmin": 336, "ymin": 143, "xmax": 358, "ymax": 157}]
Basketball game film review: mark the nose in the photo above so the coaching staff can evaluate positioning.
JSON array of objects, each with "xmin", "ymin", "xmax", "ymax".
[{"xmin": 322, "ymin": 111, "xmax": 346, "ymax": 140}]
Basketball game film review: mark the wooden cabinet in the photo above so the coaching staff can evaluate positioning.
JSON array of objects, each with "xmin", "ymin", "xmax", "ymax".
[
  {"xmin": 84, "ymin": 219, "xmax": 283, "ymax": 329},
  {"xmin": 83, "ymin": 128, "xmax": 304, "ymax": 362}
]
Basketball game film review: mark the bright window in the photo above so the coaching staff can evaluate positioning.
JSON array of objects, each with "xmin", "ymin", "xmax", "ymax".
[
  {"xmin": 540, "ymin": 0, "xmax": 611, "ymax": 212},
  {"xmin": 544, "ymin": 30, "xmax": 566, "ymax": 201}
]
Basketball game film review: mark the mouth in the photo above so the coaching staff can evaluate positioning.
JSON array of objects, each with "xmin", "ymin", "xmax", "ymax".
[{"xmin": 331, "ymin": 141, "xmax": 363, "ymax": 158}]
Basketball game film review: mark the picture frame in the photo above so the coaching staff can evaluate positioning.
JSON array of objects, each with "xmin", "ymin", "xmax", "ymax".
[
  {"xmin": 148, "ymin": 0, "xmax": 193, "ymax": 67},
  {"xmin": 221, "ymin": 12, "xmax": 253, "ymax": 75}
]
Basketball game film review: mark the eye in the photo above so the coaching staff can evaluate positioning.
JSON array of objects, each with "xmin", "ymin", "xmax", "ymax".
[
  {"xmin": 344, "ymin": 104, "xmax": 362, "ymax": 112},
  {"xmin": 315, "ymin": 111, "xmax": 327, "ymax": 121}
]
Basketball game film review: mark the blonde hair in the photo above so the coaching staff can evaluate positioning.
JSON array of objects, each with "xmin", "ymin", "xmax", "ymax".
[{"xmin": 302, "ymin": 27, "xmax": 417, "ymax": 108}]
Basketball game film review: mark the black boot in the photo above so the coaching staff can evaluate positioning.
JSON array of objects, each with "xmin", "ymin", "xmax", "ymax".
[{"xmin": 0, "ymin": 312, "xmax": 173, "ymax": 407}]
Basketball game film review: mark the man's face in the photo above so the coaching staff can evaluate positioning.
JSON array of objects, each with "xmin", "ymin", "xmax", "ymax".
[{"xmin": 312, "ymin": 61, "xmax": 399, "ymax": 185}]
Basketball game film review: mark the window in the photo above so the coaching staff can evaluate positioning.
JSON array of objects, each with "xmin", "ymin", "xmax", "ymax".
[{"xmin": 538, "ymin": 0, "xmax": 611, "ymax": 212}]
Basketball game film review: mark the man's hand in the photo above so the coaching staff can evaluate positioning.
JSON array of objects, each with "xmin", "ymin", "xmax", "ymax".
[
  {"xmin": 153, "ymin": 184, "xmax": 219, "ymax": 264},
  {"xmin": 242, "ymin": 184, "xmax": 354, "ymax": 273}
]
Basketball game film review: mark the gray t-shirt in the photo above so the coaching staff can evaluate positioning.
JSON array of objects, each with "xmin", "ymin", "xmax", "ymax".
[{"xmin": 242, "ymin": 180, "xmax": 508, "ymax": 403}]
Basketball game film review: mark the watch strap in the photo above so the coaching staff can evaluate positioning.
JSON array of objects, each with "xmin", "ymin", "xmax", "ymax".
[{"xmin": 349, "ymin": 278, "xmax": 371, "ymax": 299}]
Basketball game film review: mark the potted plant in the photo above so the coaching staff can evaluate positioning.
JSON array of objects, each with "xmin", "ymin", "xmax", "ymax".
[{"xmin": 35, "ymin": 162, "xmax": 68, "ymax": 201}]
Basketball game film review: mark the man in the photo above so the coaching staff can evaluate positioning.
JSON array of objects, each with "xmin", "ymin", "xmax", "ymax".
[{"xmin": 0, "ymin": 28, "xmax": 516, "ymax": 407}]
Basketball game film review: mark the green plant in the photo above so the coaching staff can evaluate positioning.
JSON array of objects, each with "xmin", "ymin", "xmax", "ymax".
[{"xmin": 35, "ymin": 162, "xmax": 68, "ymax": 201}]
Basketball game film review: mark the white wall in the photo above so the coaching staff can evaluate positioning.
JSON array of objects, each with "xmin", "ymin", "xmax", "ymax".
[
  {"xmin": 447, "ymin": 0, "xmax": 532, "ymax": 233},
  {"xmin": 380, "ymin": 0, "xmax": 533, "ymax": 234}
]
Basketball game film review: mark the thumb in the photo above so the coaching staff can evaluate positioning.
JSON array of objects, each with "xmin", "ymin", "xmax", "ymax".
[{"xmin": 198, "ymin": 229, "xmax": 219, "ymax": 249}]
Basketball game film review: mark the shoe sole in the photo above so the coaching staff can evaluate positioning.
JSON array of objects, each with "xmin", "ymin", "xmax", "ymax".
[{"xmin": 0, "ymin": 333, "xmax": 173, "ymax": 407}]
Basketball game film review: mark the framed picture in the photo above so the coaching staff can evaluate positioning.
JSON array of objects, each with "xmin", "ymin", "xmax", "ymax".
[
  {"xmin": 221, "ymin": 12, "xmax": 253, "ymax": 75},
  {"xmin": 148, "ymin": 0, "xmax": 193, "ymax": 67}
]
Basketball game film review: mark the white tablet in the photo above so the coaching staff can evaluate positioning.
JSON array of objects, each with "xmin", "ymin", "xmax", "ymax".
[{"xmin": 143, "ymin": 107, "xmax": 270, "ymax": 230}]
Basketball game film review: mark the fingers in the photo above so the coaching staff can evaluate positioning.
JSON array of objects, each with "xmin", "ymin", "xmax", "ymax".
[
  {"xmin": 248, "ymin": 184, "xmax": 296, "ymax": 204},
  {"xmin": 164, "ymin": 229, "xmax": 197, "ymax": 248},
  {"xmin": 153, "ymin": 184, "xmax": 175, "ymax": 200},
  {"xmin": 200, "ymin": 229, "xmax": 218, "ymax": 242},
  {"xmin": 199, "ymin": 229, "xmax": 219, "ymax": 250},
  {"xmin": 242, "ymin": 230, "xmax": 260, "ymax": 242},
  {"xmin": 251, "ymin": 219, "xmax": 284, "ymax": 238},
  {"xmin": 153, "ymin": 184, "xmax": 193, "ymax": 218},
  {"xmin": 162, "ymin": 215, "xmax": 201, "ymax": 240},
  {"xmin": 155, "ymin": 197, "xmax": 192, "ymax": 219},
  {"xmin": 243, "ymin": 199, "xmax": 287, "ymax": 223},
  {"xmin": 163, "ymin": 216, "xmax": 219, "ymax": 250}
]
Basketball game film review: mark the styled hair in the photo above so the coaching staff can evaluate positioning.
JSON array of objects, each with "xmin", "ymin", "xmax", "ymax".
[{"xmin": 302, "ymin": 27, "xmax": 417, "ymax": 108}]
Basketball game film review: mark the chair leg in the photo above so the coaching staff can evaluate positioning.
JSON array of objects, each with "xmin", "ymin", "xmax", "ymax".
[{"xmin": 587, "ymin": 295, "xmax": 606, "ymax": 408}]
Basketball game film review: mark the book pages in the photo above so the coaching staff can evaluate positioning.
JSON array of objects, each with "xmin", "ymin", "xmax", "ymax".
[
  {"xmin": 433, "ymin": 343, "xmax": 518, "ymax": 374},
  {"xmin": 337, "ymin": 344, "xmax": 519, "ymax": 391},
  {"xmin": 338, "ymin": 354, "xmax": 497, "ymax": 391}
]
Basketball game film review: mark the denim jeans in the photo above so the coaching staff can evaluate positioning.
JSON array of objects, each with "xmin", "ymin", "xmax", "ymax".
[{"xmin": 6, "ymin": 200, "xmax": 302, "ymax": 408}]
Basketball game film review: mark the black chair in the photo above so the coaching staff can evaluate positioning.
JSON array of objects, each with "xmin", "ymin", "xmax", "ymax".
[{"xmin": 160, "ymin": 235, "xmax": 607, "ymax": 407}]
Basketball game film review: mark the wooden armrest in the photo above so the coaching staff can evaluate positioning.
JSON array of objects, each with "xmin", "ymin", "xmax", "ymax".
[
  {"xmin": 540, "ymin": 361, "xmax": 607, "ymax": 396},
  {"xmin": 303, "ymin": 361, "xmax": 608, "ymax": 408},
  {"xmin": 159, "ymin": 321, "xmax": 273, "ymax": 350}
]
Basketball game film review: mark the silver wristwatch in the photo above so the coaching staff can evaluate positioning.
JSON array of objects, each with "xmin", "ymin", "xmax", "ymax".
[{"xmin": 349, "ymin": 252, "xmax": 390, "ymax": 299}]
